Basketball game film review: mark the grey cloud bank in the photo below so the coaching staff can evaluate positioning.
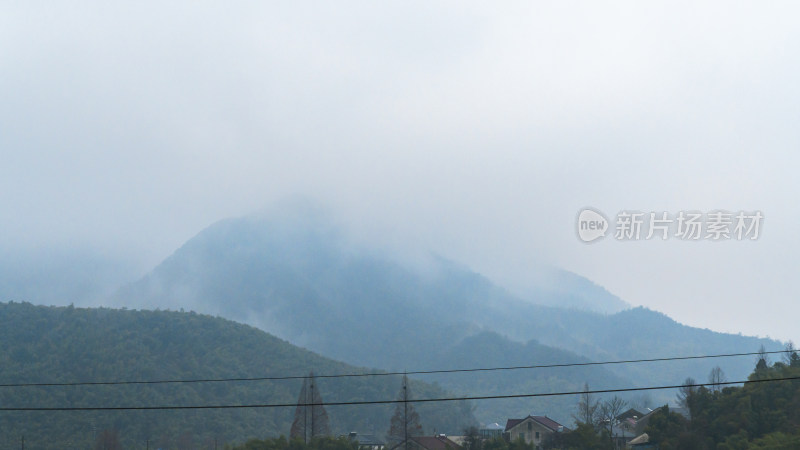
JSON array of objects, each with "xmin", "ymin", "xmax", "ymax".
[{"xmin": 1, "ymin": 2, "xmax": 798, "ymax": 341}]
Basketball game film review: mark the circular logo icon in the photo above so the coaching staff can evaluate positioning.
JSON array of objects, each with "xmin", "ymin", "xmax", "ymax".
[{"xmin": 577, "ymin": 208, "xmax": 608, "ymax": 243}]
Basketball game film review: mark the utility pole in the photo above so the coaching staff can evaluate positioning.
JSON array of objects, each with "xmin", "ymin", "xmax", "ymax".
[
  {"xmin": 21, "ymin": 435, "xmax": 24, "ymax": 450},
  {"xmin": 404, "ymin": 373, "xmax": 408, "ymax": 450},
  {"xmin": 304, "ymin": 377, "xmax": 309, "ymax": 444},
  {"xmin": 310, "ymin": 375, "xmax": 315, "ymax": 443}
]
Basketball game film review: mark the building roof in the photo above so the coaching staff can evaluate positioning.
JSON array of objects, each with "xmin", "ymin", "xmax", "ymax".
[
  {"xmin": 632, "ymin": 406, "xmax": 671, "ymax": 435},
  {"xmin": 616, "ymin": 408, "xmax": 644, "ymax": 422},
  {"xmin": 639, "ymin": 407, "xmax": 664, "ymax": 420},
  {"xmin": 445, "ymin": 436, "xmax": 467, "ymax": 446},
  {"xmin": 504, "ymin": 415, "xmax": 565, "ymax": 432},
  {"xmin": 409, "ymin": 436, "xmax": 461, "ymax": 450},
  {"xmin": 504, "ymin": 419, "xmax": 524, "ymax": 431}
]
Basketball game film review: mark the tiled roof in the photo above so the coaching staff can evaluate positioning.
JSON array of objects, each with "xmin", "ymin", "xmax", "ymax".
[
  {"xmin": 616, "ymin": 408, "xmax": 644, "ymax": 421},
  {"xmin": 410, "ymin": 436, "xmax": 460, "ymax": 450},
  {"xmin": 504, "ymin": 415, "xmax": 565, "ymax": 432},
  {"xmin": 531, "ymin": 416, "xmax": 563, "ymax": 432},
  {"xmin": 504, "ymin": 419, "xmax": 524, "ymax": 431}
]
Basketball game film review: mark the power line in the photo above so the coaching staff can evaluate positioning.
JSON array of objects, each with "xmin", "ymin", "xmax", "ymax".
[
  {"xmin": 0, "ymin": 349, "xmax": 790, "ymax": 388},
  {"xmin": 0, "ymin": 375, "xmax": 797, "ymax": 411}
]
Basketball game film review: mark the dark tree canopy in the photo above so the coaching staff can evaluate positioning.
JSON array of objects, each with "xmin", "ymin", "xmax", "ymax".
[{"xmin": 645, "ymin": 358, "xmax": 800, "ymax": 448}]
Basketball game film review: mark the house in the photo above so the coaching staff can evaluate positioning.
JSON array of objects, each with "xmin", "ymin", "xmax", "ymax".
[
  {"xmin": 611, "ymin": 427, "xmax": 638, "ymax": 449},
  {"xmin": 624, "ymin": 406, "xmax": 689, "ymax": 448},
  {"xmin": 504, "ymin": 415, "xmax": 567, "ymax": 449},
  {"xmin": 390, "ymin": 435, "xmax": 461, "ymax": 450},
  {"xmin": 345, "ymin": 432, "xmax": 385, "ymax": 450},
  {"xmin": 616, "ymin": 408, "xmax": 644, "ymax": 424},
  {"xmin": 630, "ymin": 406, "xmax": 673, "ymax": 436},
  {"xmin": 610, "ymin": 408, "xmax": 644, "ymax": 448},
  {"xmin": 479, "ymin": 423, "xmax": 504, "ymax": 439}
]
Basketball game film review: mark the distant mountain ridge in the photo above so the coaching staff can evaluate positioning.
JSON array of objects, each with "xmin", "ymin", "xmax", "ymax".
[
  {"xmin": 115, "ymin": 208, "xmax": 784, "ymax": 424},
  {"xmin": 0, "ymin": 246, "xmax": 139, "ymax": 306},
  {"xmin": 516, "ymin": 268, "xmax": 630, "ymax": 314}
]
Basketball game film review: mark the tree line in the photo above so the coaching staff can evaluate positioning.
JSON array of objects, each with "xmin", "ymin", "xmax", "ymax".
[{"xmin": 453, "ymin": 344, "xmax": 800, "ymax": 450}]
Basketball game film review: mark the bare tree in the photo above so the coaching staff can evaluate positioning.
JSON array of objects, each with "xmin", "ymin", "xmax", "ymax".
[
  {"xmin": 573, "ymin": 382, "xmax": 599, "ymax": 427},
  {"xmin": 783, "ymin": 341, "xmax": 800, "ymax": 367},
  {"xmin": 708, "ymin": 366, "xmax": 726, "ymax": 393},
  {"xmin": 597, "ymin": 396, "xmax": 627, "ymax": 448},
  {"xmin": 388, "ymin": 375, "xmax": 423, "ymax": 448},
  {"xmin": 676, "ymin": 377, "xmax": 697, "ymax": 410}
]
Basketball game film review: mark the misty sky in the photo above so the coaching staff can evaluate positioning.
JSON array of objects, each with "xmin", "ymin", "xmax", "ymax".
[{"xmin": 2, "ymin": 2, "xmax": 799, "ymax": 342}]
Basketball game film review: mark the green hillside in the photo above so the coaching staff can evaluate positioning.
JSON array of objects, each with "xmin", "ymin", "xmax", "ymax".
[{"xmin": 0, "ymin": 302, "xmax": 474, "ymax": 449}]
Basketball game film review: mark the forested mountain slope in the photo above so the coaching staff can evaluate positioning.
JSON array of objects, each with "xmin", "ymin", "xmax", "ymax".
[{"xmin": 0, "ymin": 302, "xmax": 473, "ymax": 449}]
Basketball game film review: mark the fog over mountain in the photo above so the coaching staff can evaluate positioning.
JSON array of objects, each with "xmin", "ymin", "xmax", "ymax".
[
  {"xmin": 0, "ymin": 246, "xmax": 143, "ymax": 307},
  {"xmin": 3, "ymin": 1, "xmax": 798, "ymax": 344},
  {"xmin": 4, "ymin": 2, "xmax": 799, "ymax": 446},
  {"xmin": 114, "ymin": 206, "xmax": 632, "ymax": 354},
  {"xmin": 114, "ymin": 207, "xmax": 783, "ymax": 424},
  {"xmin": 513, "ymin": 268, "xmax": 630, "ymax": 315}
]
